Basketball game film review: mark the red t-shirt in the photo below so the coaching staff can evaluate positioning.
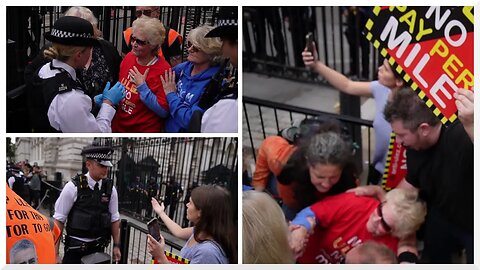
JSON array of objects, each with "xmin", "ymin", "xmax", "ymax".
[
  {"xmin": 298, "ymin": 193, "xmax": 398, "ymax": 264},
  {"xmin": 112, "ymin": 52, "xmax": 170, "ymax": 132}
]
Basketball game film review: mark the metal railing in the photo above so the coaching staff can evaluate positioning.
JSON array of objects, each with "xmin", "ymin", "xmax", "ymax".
[
  {"xmin": 243, "ymin": 96, "xmax": 373, "ymax": 178},
  {"xmin": 94, "ymin": 137, "xmax": 238, "ymax": 226},
  {"xmin": 243, "ymin": 6, "xmax": 382, "ymax": 83},
  {"xmin": 116, "ymin": 219, "xmax": 183, "ymax": 264},
  {"xmin": 6, "ymin": 6, "xmax": 222, "ymax": 132},
  {"xmin": 38, "ymin": 137, "xmax": 237, "ymax": 226},
  {"xmin": 55, "ymin": 219, "xmax": 183, "ymax": 264},
  {"xmin": 35, "ymin": 137, "xmax": 237, "ymax": 263},
  {"xmin": 7, "ymin": 6, "xmax": 220, "ymax": 89}
]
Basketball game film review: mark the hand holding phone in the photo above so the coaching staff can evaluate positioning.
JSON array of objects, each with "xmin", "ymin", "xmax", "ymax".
[
  {"xmin": 305, "ymin": 32, "xmax": 315, "ymax": 54},
  {"xmin": 303, "ymin": 32, "xmax": 318, "ymax": 68},
  {"xmin": 147, "ymin": 218, "xmax": 162, "ymax": 241}
]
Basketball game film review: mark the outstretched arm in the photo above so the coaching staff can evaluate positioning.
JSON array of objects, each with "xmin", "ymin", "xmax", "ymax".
[
  {"xmin": 289, "ymin": 207, "xmax": 317, "ymax": 258},
  {"xmin": 302, "ymin": 43, "xmax": 372, "ymax": 96},
  {"xmin": 151, "ymin": 198, "xmax": 192, "ymax": 240}
]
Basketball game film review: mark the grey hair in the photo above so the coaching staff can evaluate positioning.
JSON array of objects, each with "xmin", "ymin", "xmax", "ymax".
[
  {"xmin": 64, "ymin": 6, "xmax": 102, "ymax": 38},
  {"xmin": 385, "ymin": 188, "xmax": 426, "ymax": 239},
  {"xmin": 132, "ymin": 16, "xmax": 166, "ymax": 48},
  {"xmin": 188, "ymin": 25, "xmax": 224, "ymax": 64},
  {"xmin": 305, "ymin": 131, "xmax": 351, "ymax": 167}
]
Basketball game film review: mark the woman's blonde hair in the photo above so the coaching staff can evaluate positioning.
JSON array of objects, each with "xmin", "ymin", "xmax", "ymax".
[
  {"xmin": 243, "ymin": 191, "xmax": 294, "ymax": 264},
  {"xmin": 64, "ymin": 6, "xmax": 102, "ymax": 38},
  {"xmin": 188, "ymin": 25, "xmax": 223, "ymax": 64},
  {"xmin": 43, "ymin": 43, "xmax": 88, "ymax": 62},
  {"xmin": 132, "ymin": 16, "xmax": 165, "ymax": 52},
  {"xmin": 385, "ymin": 189, "xmax": 426, "ymax": 239}
]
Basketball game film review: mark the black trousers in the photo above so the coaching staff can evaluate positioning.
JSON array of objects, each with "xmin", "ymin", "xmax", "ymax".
[{"xmin": 62, "ymin": 238, "xmax": 105, "ymax": 264}]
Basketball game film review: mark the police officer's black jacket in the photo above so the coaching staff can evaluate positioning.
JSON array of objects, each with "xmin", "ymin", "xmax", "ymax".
[
  {"xmin": 66, "ymin": 175, "xmax": 113, "ymax": 239},
  {"xmin": 11, "ymin": 175, "xmax": 29, "ymax": 201},
  {"xmin": 30, "ymin": 63, "xmax": 84, "ymax": 133}
]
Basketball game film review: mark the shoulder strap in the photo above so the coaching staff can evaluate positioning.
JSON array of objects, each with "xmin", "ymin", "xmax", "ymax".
[
  {"xmin": 102, "ymin": 178, "xmax": 114, "ymax": 198},
  {"xmin": 71, "ymin": 174, "xmax": 89, "ymax": 190}
]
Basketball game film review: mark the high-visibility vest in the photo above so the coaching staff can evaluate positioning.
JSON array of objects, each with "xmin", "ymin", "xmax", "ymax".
[
  {"xmin": 6, "ymin": 184, "xmax": 59, "ymax": 264},
  {"xmin": 123, "ymin": 26, "xmax": 182, "ymax": 60}
]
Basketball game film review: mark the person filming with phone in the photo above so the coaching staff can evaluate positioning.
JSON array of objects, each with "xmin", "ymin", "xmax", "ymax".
[
  {"xmin": 302, "ymin": 32, "xmax": 405, "ymax": 185},
  {"xmin": 146, "ymin": 185, "xmax": 237, "ymax": 264}
]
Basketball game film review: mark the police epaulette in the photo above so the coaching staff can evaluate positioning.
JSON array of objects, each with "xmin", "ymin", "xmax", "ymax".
[{"xmin": 72, "ymin": 174, "xmax": 89, "ymax": 189}]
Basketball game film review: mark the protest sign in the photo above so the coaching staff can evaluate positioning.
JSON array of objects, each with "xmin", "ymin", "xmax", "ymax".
[
  {"xmin": 382, "ymin": 134, "xmax": 407, "ymax": 191},
  {"xmin": 365, "ymin": 6, "xmax": 474, "ymax": 124}
]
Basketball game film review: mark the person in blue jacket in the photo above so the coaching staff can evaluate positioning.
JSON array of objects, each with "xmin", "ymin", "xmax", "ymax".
[{"xmin": 160, "ymin": 25, "xmax": 223, "ymax": 132}]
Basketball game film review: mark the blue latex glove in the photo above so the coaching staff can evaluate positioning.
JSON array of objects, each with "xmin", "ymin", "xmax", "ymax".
[
  {"xmin": 94, "ymin": 94, "xmax": 103, "ymax": 107},
  {"xmin": 103, "ymin": 81, "xmax": 126, "ymax": 106},
  {"xmin": 102, "ymin": 81, "xmax": 111, "ymax": 94}
]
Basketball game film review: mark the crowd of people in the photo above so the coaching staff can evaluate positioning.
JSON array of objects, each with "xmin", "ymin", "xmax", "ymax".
[
  {"xmin": 7, "ymin": 160, "xmax": 45, "ymax": 209},
  {"xmin": 7, "ymin": 143, "xmax": 237, "ymax": 264},
  {"xmin": 243, "ymin": 18, "xmax": 474, "ymax": 263},
  {"xmin": 25, "ymin": 6, "xmax": 238, "ymax": 133}
]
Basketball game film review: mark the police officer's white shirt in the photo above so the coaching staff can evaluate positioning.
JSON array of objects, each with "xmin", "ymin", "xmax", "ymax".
[
  {"xmin": 38, "ymin": 59, "xmax": 116, "ymax": 133},
  {"xmin": 53, "ymin": 172, "xmax": 120, "ymax": 242},
  {"xmin": 7, "ymin": 176, "xmax": 15, "ymax": 189},
  {"xmin": 201, "ymin": 98, "xmax": 238, "ymax": 133},
  {"xmin": 7, "ymin": 173, "xmax": 23, "ymax": 189}
]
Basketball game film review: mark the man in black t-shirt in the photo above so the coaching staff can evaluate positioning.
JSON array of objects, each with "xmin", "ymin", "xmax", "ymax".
[{"xmin": 384, "ymin": 87, "xmax": 473, "ymax": 263}]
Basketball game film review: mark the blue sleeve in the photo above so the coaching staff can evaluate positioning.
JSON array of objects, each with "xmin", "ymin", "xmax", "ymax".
[
  {"xmin": 291, "ymin": 207, "xmax": 316, "ymax": 231},
  {"xmin": 166, "ymin": 92, "xmax": 205, "ymax": 130},
  {"xmin": 136, "ymin": 83, "xmax": 168, "ymax": 118}
]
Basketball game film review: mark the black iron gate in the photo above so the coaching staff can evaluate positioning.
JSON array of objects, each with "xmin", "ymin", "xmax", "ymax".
[
  {"xmin": 7, "ymin": 6, "xmax": 220, "ymax": 90},
  {"xmin": 6, "ymin": 6, "xmax": 222, "ymax": 132},
  {"xmin": 94, "ymin": 137, "xmax": 238, "ymax": 227}
]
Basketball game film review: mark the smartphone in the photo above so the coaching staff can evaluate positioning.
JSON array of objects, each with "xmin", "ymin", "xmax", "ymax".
[
  {"xmin": 305, "ymin": 32, "xmax": 315, "ymax": 53},
  {"xmin": 147, "ymin": 218, "xmax": 162, "ymax": 241}
]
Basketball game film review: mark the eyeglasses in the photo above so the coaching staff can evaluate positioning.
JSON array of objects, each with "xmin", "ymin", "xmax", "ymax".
[
  {"xmin": 187, "ymin": 42, "xmax": 200, "ymax": 53},
  {"xmin": 377, "ymin": 202, "xmax": 392, "ymax": 232},
  {"xmin": 131, "ymin": 36, "xmax": 149, "ymax": 46},
  {"xmin": 135, "ymin": 9, "xmax": 153, "ymax": 17}
]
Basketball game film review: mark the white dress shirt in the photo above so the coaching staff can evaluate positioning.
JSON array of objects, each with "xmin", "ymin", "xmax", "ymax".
[
  {"xmin": 201, "ymin": 98, "xmax": 238, "ymax": 133},
  {"xmin": 53, "ymin": 172, "xmax": 120, "ymax": 242},
  {"xmin": 38, "ymin": 59, "xmax": 116, "ymax": 133}
]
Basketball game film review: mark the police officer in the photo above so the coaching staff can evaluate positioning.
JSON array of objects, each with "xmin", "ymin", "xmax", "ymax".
[
  {"xmin": 7, "ymin": 165, "xmax": 30, "ymax": 203},
  {"xmin": 34, "ymin": 16, "xmax": 125, "ymax": 132},
  {"xmin": 164, "ymin": 177, "xmax": 183, "ymax": 219},
  {"xmin": 53, "ymin": 144, "xmax": 121, "ymax": 263},
  {"xmin": 128, "ymin": 176, "xmax": 144, "ymax": 213},
  {"xmin": 188, "ymin": 7, "xmax": 238, "ymax": 132}
]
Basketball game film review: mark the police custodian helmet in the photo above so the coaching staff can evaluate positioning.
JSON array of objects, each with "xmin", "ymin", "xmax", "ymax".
[{"xmin": 81, "ymin": 145, "xmax": 114, "ymax": 167}]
